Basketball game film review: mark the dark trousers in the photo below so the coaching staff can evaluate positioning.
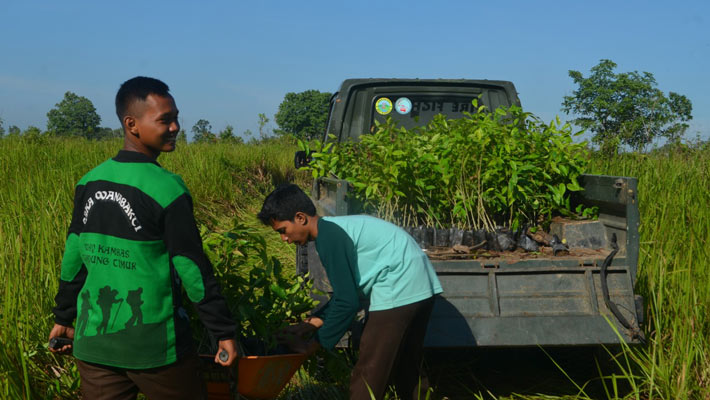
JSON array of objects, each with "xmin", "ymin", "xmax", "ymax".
[
  {"xmin": 76, "ymin": 354, "xmax": 206, "ymax": 400},
  {"xmin": 350, "ymin": 296, "xmax": 435, "ymax": 400}
]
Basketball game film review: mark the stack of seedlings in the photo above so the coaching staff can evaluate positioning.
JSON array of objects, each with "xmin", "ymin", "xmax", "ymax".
[{"xmin": 303, "ymin": 103, "xmax": 597, "ymax": 259}]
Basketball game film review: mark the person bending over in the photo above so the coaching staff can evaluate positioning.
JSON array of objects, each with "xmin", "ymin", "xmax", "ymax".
[{"xmin": 258, "ymin": 183, "xmax": 442, "ymax": 400}]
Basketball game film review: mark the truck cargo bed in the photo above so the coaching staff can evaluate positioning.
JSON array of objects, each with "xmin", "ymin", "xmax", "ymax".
[{"xmin": 300, "ymin": 174, "xmax": 644, "ymax": 347}]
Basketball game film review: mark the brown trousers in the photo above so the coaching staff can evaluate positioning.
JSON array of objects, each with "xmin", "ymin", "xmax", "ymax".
[
  {"xmin": 350, "ymin": 296, "xmax": 435, "ymax": 400},
  {"xmin": 76, "ymin": 354, "xmax": 206, "ymax": 400}
]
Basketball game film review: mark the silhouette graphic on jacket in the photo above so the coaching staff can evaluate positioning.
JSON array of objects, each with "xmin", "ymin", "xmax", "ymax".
[
  {"xmin": 76, "ymin": 290, "xmax": 92, "ymax": 337},
  {"xmin": 96, "ymin": 286, "xmax": 122, "ymax": 335},
  {"xmin": 125, "ymin": 287, "xmax": 144, "ymax": 328}
]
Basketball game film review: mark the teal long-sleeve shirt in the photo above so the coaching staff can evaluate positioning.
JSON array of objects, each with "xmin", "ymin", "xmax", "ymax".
[{"xmin": 313, "ymin": 216, "xmax": 443, "ymax": 349}]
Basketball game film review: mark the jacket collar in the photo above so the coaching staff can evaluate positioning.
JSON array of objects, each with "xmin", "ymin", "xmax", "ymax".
[{"xmin": 113, "ymin": 150, "xmax": 161, "ymax": 167}]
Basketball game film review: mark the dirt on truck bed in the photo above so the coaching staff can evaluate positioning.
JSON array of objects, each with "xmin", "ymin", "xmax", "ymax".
[
  {"xmin": 412, "ymin": 217, "xmax": 613, "ymax": 262},
  {"xmin": 424, "ymin": 245, "xmax": 610, "ymax": 262}
]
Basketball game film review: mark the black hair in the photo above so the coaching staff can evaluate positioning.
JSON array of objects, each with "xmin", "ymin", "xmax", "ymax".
[
  {"xmin": 257, "ymin": 184, "xmax": 316, "ymax": 225},
  {"xmin": 115, "ymin": 76, "xmax": 171, "ymax": 123}
]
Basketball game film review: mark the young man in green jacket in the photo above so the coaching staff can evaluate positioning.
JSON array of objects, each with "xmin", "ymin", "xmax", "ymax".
[
  {"xmin": 49, "ymin": 77, "xmax": 237, "ymax": 399},
  {"xmin": 258, "ymin": 184, "xmax": 442, "ymax": 400}
]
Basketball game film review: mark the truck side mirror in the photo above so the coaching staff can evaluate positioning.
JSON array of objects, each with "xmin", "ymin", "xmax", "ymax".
[{"xmin": 294, "ymin": 151, "xmax": 312, "ymax": 169}]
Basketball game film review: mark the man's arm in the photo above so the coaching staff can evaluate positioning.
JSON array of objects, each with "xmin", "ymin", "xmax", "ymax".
[
  {"xmin": 50, "ymin": 185, "xmax": 87, "ymax": 352},
  {"xmin": 163, "ymin": 193, "xmax": 237, "ymax": 364},
  {"xmin": 312, "ymin": 221, "xmax": 361, "ymax": 349},
  {"xmin": 52, "ymin": 186, "xmax": 88, "ymax": 327}
]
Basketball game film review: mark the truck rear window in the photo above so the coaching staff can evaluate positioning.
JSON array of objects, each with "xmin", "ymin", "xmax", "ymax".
[{"xmin": 371, "ymin": 93, "xmax": 504, "ymax": 130}]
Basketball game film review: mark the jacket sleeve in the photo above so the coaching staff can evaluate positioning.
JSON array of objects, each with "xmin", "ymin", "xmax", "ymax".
[
  {"xmin": 313, "ymin": 222, "xmax": 361, "ymax": 349},
  {"xmin": 163, "ymin": 193, "xmax": 236, "ymax": 341},
  {"xmin": 53, "ymin": 185, "xmax": 88, "ymax": 326}
]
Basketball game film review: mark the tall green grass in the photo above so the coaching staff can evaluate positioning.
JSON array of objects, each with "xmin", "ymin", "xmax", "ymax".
[
  {"xmin": 587, "ymin": 144, "xmax": 710, "ymax": 399},
  {"xmin": 1, "ymin": 136, "xmax": 709, "ymax": 399},
  {"xmin": 0, "ymin": 136, "xmax": 306, "ymax": 399}
]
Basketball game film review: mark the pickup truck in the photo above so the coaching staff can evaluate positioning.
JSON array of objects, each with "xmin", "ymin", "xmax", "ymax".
[{"xmin": 296, "ymin": 78, "xmax": 644, "ymax": 347}]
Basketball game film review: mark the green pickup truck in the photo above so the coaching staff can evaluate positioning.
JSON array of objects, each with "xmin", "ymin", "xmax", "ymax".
[{"xmin": 296, "ymin": 79, "xmax": 645, "ymax": 347}]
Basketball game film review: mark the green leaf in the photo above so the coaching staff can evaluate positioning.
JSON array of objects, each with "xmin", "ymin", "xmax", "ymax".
[
  {"xmin": 566, "ymin": 181, "xmax": 582, "ymax": 191},
  {"xmin": 270, "ymin": 283, "xmax": 287, "ymax": 300}
]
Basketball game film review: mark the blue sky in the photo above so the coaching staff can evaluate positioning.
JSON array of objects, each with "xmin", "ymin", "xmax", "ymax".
[{"xmin": 1, "ymin": 1, "xmax": 708, "ymax": 141}]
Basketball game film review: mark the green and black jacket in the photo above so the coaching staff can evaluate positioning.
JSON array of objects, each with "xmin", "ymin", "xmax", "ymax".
[{"xmin": 53, "ymin": 150, "xmax": 235, "ymax": 369}]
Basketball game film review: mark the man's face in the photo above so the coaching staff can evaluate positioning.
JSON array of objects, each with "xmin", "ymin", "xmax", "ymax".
[
  {"xmin": 270, "ymin": 213, "xmax": 310, "ymax": 245},
  {"xmin": 130, "ymin": 94, "xmax": 180, "ymax": 157}
]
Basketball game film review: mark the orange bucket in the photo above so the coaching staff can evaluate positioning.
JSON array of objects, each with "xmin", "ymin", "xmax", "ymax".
[
  {"xmin": 200, "ymin": 352, "xmax": 308, "ymax": 400},
  {"xmin": 237, "ymin": 353, "xmax": 308, "ymax": 399}
]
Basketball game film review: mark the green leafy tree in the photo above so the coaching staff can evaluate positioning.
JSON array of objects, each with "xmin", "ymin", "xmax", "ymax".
[
  {"xmin": 562, "ymin": 59, "xmax": 693, "ymax": 152},
  {"xmin": 0, "ymin": 117, "xmax": 5, "ymax": 137},
  {"xmin": 191, "ymin": 119, "xmax": 215, "ymax": 143},
  {"xmin": 8, "ymin": 125, "xmax": 20, "ymax": 137},
  {"xmin": 219, "ymin": 124, "xmax": 243, "ymax": 144},
  {"xmin": 23, "ymin": 126, "xmax": 42, "ymax": 136},
  {"xmin": 21, "ymin": 126, "xmax": 43, "ymax": 142},
  {"xmin": 46, "ymin": 91, "xmax": 101, "ymax": 137},
  {"xmin": 274, "ymin": 90, "xmax": 331, "ymax": 140}
]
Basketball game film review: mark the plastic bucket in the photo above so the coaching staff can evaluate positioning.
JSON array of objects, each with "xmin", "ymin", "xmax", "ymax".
[
  {"xmin": 237, "ymin": 353, "xmax": 308, "ymax": 399},
  {"xmin": 200, "ymin": 352, "xmax": 307, "ymax": 400}
]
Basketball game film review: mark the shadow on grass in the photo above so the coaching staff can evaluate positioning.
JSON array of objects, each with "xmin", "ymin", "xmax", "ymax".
[{"xmin": 424, "ymin": 346, "xmax": 635, "ymax": 399}]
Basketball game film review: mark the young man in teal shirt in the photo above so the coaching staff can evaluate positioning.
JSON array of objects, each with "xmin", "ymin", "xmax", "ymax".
[{"xmin": 258, "ymin": 184, "xmax": 442, "ymax": 400}]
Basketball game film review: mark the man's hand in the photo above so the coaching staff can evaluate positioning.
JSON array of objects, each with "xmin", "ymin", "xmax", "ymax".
[
  {"xmin": 277, "ymin": 317, "xmax": 323, "ymax": 355},
  {"xmin": 215, "ymin": 338, "xmax": 238, "ymax": 367},
  {"xmin": 277, "ymin": 320, "xmax": 317, "ymax": 341},
  {"xmin": 48, "ymin": 324, "xmax": 75, "ymax": 354},
  {"xmin": 277, "ymin": 317, "xmax": 323, "ymax": 345},
  {"xmin": 304, "ymin": 316, "xmax": 323, "ymax": 329}
]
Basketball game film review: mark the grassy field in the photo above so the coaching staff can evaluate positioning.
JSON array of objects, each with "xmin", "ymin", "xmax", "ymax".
[
  {"xmin": 585, "ymin": 145, "xmax": 710, "ymax": 399},
  {"xmin": 1, "ymin": 136, "xmax": 708, "ymax": 399}
]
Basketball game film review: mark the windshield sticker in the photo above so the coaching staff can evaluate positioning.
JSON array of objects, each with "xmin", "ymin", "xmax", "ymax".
[
  {"xmin": 375, "ymin": 98, "xmax": 393, "ymax": 115},
  {"xmin": 395, "ymin": 97, "xmax": 412, "ymax": 115}
]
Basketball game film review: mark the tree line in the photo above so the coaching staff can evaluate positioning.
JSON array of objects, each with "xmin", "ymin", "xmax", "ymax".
[
  {"xmin": 0, "ymin": 60, "xmax": 694, "ymax": 153},
  {"xmin": 0, "ymin": 87, "xmax": 332, "ymax": 144}
]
